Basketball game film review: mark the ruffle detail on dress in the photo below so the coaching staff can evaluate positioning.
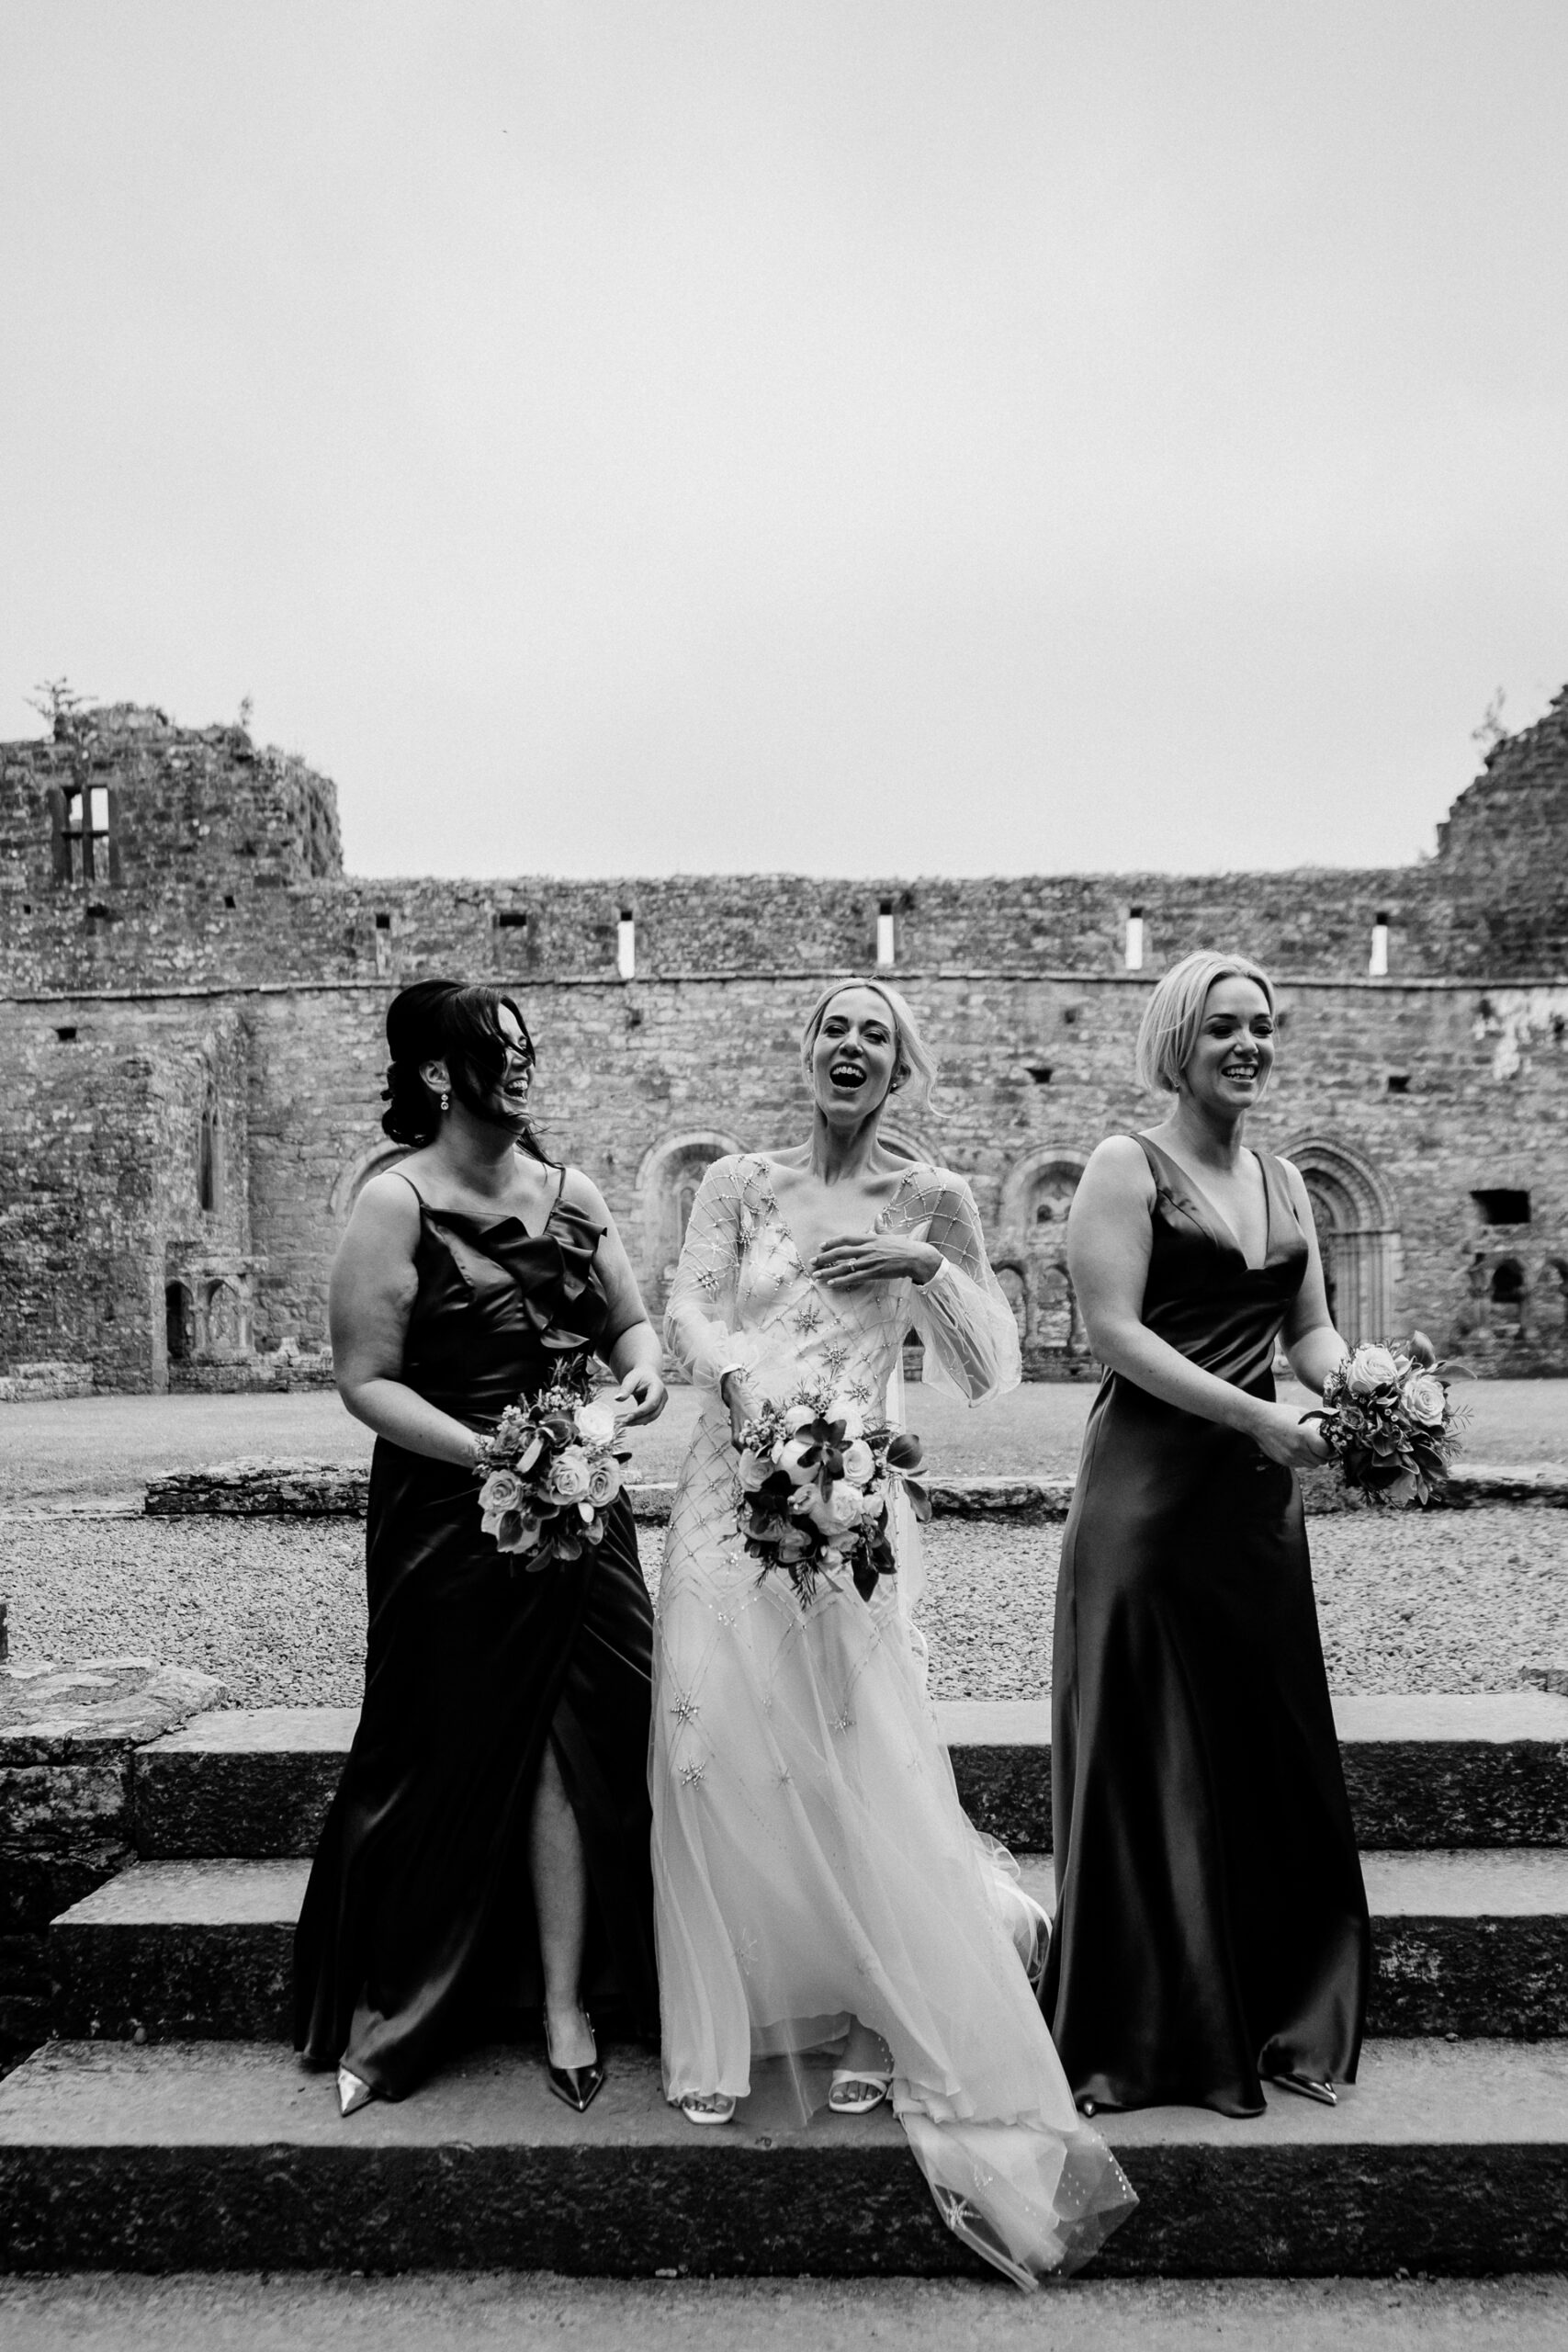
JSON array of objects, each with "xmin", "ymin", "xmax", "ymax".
[{"xmin": 423, "ymin": 1199, "xmax": 605, "ymax": 1358}]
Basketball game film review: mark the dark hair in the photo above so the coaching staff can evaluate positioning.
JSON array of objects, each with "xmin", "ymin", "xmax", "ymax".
[{"xmin": 380, "ymin": 979, "xmax": 548, "ymax": 1158}]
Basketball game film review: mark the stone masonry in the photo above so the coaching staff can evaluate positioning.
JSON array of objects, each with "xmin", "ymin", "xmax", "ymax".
[{"xmin": 2, "ymin": 693, "xmax": 1567, "ymax": 1389}]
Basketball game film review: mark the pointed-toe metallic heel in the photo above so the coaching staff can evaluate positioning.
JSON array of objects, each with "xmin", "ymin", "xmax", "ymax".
[
  {"xmin": 1267, "ymin": 2071, "xmax": 1337, "ymax": 2109},
  {"xmin": 336, "ymin": 2064, "xmax": 375, "ymax": 2117},
  {"xmin": 545, "ymin": 2009, "xmax": 604, "ymax": 2115}
]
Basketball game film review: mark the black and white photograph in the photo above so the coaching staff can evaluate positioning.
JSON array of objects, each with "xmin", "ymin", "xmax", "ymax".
[{"xmin": 1, "ymin": 6, "xmax": 1565, "ymax": 2346}]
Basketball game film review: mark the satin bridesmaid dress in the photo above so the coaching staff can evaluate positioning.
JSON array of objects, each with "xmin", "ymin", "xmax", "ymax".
[
  {"xmin": 1042, "ymin": 1135, "xmax": 1370, "ymax": 2117},
  {"xmin": 295, "ymin": 1177, "xmax": 660, "ymax": 2098}
]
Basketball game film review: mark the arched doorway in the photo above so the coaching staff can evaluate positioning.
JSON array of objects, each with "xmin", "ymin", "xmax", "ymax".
[
  {"xmin": 998, "ymin": 1148, "xmax": 1091, "ymax": 1375},
  {"xmin": 637, "ymin": 1130, "xmax": 746, "ymax": 1317},
  {"xmin": 1283, "ymin": 1137, "xmax": 1399, "ymax": 1347}
]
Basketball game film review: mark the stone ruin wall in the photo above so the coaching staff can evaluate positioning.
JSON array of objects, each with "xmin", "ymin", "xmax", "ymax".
[{"xmin": 2, "ymin": 695, "xmax": 1566, "ymax": 1390}]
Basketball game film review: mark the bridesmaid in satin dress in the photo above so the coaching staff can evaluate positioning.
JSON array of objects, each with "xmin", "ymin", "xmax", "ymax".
[
  {"xmin": 1042, "ymin": 950, "xmax": 1370, "ymax": 2118},
  {"xmin": 295, "ymin": 980, "xmax": 667, "ymax": 2115}
]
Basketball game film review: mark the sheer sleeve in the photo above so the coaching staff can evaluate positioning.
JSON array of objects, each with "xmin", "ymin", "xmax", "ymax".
[
  {"xmin": 662, "ymin": 1157, "xmax": 760, "ymax": 1396},
  {"xmin": 900, "ymin": 1170, "xmax": 1023, "ymax": 1405}
]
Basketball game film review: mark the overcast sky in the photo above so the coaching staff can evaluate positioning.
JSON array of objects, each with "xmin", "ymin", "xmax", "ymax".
[{"xmin": 2, "ymin": 2, "xmax": 1565, "ymax": 878}]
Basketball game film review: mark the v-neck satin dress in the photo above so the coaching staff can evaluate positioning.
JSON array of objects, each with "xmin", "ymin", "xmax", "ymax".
[
  {"xmin": 1041, "ymin": 1135, "xmax": 1370, "ymax": 2117},
  {"xmin": 294, "ymin": 1181, "xmax": 660, "ymax": 2099}
]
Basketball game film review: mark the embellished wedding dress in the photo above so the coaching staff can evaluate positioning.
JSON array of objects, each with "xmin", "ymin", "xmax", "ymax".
[{"xmin": 651, "ymin": 1153, "xmax": 1135, "ymax": 2286}]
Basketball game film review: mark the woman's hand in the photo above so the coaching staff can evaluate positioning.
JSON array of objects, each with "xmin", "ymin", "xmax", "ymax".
[
  {"xmin": 811, "ymin": 1234, "xmax": 942, "ymax": 1290},
  {"xmin": 613, "ymin": 1363, "xmax": 668, "ymax": 1426},
  {"xmin": 720, "ymin": 1370, "xmax": 762, "ymax": 1446},
  {"xmin": 1248, "ymin": 1400, "xmax": 1332, "ymax": 1469}
]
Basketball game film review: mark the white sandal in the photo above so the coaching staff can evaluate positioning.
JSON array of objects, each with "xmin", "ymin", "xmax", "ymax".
[
  {"xmin": 829, "ymin": 2068, "xmax": 893, "ymax": 2115},
  {"xmin": 679, "ymin": 2091, "xmax": 737, "ymax": 2125}
]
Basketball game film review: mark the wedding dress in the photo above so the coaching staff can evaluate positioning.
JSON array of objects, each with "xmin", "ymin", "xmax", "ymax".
[{"xmin": 651, "ymin": 1153, "xmax": 1135, "ymax": 2285}]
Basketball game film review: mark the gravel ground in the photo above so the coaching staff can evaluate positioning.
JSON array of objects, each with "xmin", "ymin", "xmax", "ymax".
[
  {"xmin": 3, "ymin": 1509, "xmax": 1563, "ymax": 1707},
  {"xmin": 4, "ymin": 1380, "xmax": 1563, "ymax": 1508}
]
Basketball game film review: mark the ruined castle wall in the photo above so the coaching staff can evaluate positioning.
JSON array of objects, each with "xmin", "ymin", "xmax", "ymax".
[
  {"xmin": 4, "ymin": 693, "xmax": 1568, "ymax": 1390},
  {"xmin": 216, "ymin": 972, "xmax": 1566, "ymax": 1376},
  {"xmin": 0, "ymin": 1001, "xmax": 247, "ymax": 1389}
]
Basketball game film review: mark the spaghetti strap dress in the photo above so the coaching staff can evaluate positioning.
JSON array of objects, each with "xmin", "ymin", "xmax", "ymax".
[
  {"xmin": 1041, "ymin": 1135, "xmax": 1370, "ymax": 2117},
  {"xmin": 294, "ymin": 1173, "xmax": 659, "ymax": 2099}
]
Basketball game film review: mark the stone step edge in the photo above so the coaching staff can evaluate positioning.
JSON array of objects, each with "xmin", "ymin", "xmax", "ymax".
[
  {"xmin": 2, "ymin": 2039, "xmax": 1565, "ymax": 2278},
  {"xmin": 51, "ymin": 1847, "xmax": 1568, "ymax": 1929},
  {"xmin": 141, "ymin": 1458, "xmax": 1568, "ymax": 1521}
]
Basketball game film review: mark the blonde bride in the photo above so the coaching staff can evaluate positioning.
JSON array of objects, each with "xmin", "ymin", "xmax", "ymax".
[{"xmin": 649, "ymin": 979, "xmax": 1134, "ymax": 2287}]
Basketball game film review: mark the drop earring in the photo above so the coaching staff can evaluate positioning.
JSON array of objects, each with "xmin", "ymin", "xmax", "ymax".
[{"xmin": 439, "ymin": 1091, "xmax": 450, "ymax": 1113}]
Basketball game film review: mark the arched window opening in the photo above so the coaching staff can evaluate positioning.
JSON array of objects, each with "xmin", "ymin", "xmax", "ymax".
[
  {"xmin": 1036, "ymin": 1262, "xmax": 1079, "ymax": 1354},
  {"xmin": 997, "ymin": 1265, "xmax": 1029, "ymax": 1341},
  {"xmin": 164, "ymin": 1281, "xmax": 194, "ymax": 1363},
  {"xmin": 1025, "ymin": 1162, "xmax": 1082, "ymax": 1227}
]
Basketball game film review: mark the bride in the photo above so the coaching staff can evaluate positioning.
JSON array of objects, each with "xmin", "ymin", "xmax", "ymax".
[{"xmin": 650, "ymin": 979, "xmax": 1135, "ymax": 2287}]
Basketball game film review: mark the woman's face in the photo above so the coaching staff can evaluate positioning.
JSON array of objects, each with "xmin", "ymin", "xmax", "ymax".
[
  {"xmin": 810, "ymin": 988, "xmax": 901, "ymax": 1121},
  {"xmin": 1180, "ymin": 977, "xmax": 1275, "ymax": 1112},
  {"xmin": 432, "ymin": 1003, "xmax": 534, "ymax": 1132}
]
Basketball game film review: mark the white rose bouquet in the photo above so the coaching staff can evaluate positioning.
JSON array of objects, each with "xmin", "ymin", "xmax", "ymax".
[
  {"xmin": 1305, "ymin": 1333, "xmax": 1462, "ymax": 1507},
  {"xmin": 473, "ymin": 1378, "xmax": 632, "ymax": 1570},
  {"xmin": 732, "ymin": 1383, "xmax": 930, "ymax": 1602}
]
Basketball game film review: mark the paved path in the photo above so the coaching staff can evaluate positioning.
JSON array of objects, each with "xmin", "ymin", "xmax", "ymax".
[
  {"xmin": 3, "ymin": 1381, "xmax": 1563, "ymax": 1507},
  {"xmin": 2, "ymin": 2273, "xmax": 1565, "ymax": 2351}
]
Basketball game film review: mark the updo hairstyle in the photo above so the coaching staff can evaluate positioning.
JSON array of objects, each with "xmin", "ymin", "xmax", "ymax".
[
  {"xmin": 380, "ymin": 979, "xmax": 548, "ymax": 1158},
  {"xmin": 1134, "ymin": 950, "xmax": 1276, "ymax": 1095},
  {"xmin": 798, "ymin": 978, "xmax": 941, "ymax": 1114}
]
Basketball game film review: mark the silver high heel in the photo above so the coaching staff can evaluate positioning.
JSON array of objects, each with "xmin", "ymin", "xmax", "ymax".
[
  {"xmin": 1267, "ymin": 2071, "xmax": 1337, "ymax": 2108},
  {"xmin": 337, "ymin": 2064, "xmax": 374, "ymax": 2117}
]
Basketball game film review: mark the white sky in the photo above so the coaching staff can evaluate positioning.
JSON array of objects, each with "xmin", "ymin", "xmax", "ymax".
[{"xmin": 2, "ymin": 1, "xmax": 1565, "ymax": 878}]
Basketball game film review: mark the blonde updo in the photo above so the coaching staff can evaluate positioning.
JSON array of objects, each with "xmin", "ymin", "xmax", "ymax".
[{"xmin": 798, "ymin": 978, "xmax": 940, "ymax": 1114}]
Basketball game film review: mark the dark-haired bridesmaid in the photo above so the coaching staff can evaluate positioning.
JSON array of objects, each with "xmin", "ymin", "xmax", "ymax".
[{"xmin": 295, "ymin": 978, "xmax": 666, "ymax": 2113}]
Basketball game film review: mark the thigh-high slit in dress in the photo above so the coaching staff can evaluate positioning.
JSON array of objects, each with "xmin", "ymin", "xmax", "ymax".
[
  {"xmin": 295, "ymin": 1182, "xmax": 659, "ymax": 2099},
  {"xmin": 1041, "ymin": 1135, "xmax": 1370, "ymax": 2116}
]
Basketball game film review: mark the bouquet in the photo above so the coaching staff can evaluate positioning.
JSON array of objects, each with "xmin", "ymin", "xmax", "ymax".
[
  {"xmin": 474, "ymin": 1377, "xmax": 631, "ymax": 1569},
  {"xmin": 733, "ymin": 1384, "xmax": 930, "ymax": 1602},
  {"xmin": 1305, "ymin": 1333, "xmax": 1462, "ymax": 1506}
]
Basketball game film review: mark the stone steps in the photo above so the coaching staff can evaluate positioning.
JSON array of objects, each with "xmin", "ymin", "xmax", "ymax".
[
  {"xmin": 47, "ymin": 1848, "xmax": 1568, "ymax": 2043},
  {"xmin": 130, "ymin": 1693, "xmax": 1568, "ymax": 1860},
  {"xmin": 2, "ymin": 2036, "xmax": 1564, "ymax": 2277}
]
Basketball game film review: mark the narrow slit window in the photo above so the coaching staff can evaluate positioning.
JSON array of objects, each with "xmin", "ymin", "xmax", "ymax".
[
  {"xmin": 1124, "ymin": 907, "xmax": 1145, "ymax": 971},
  {"xmin": 876, "ymin": 898, "xmax": 896, "ymax": 967},
  {"xmin": 617, "ymin": 910, "xmax": 636, "ymax": 980},
  {"xmin": 1370, "ymin": 912, "xmax": 1390, "ymax": 977}
]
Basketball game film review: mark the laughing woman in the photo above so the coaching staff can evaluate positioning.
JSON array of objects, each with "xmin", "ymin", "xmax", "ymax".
[
  {"xmin": 649, "ymin": 980, "xmax": 1134, "ymax": 2288},
  {"xmin": 1042, "ymin": 950, "xmax": 1370, "ymax": 2118},
  {"xmin": 296, "ymin": 980, "xmax": 666, "ymax": 2114}
]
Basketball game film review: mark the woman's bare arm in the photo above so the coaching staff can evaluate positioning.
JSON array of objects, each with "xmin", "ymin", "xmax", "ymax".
[
  {"xmin": 1067, "ymin": 1136, "xmax": 1328, "ymax": 1469},
  {"xmin": 329, "ymin": 1175, "xmax": 484, "ymax": 1464}
]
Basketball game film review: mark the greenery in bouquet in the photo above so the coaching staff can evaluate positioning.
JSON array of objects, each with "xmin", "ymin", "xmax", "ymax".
[
  {"xmin": 1305, "ymin": 1333, "xmax": 1462, "ymax": 1507},
  {"xmin": 474, "ymin": 1374, "xmax": 632, "ymax": 1569},
  {"xmin": 733, "ymin": 1384, "xmax": 930, "ymax": 1603}
]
